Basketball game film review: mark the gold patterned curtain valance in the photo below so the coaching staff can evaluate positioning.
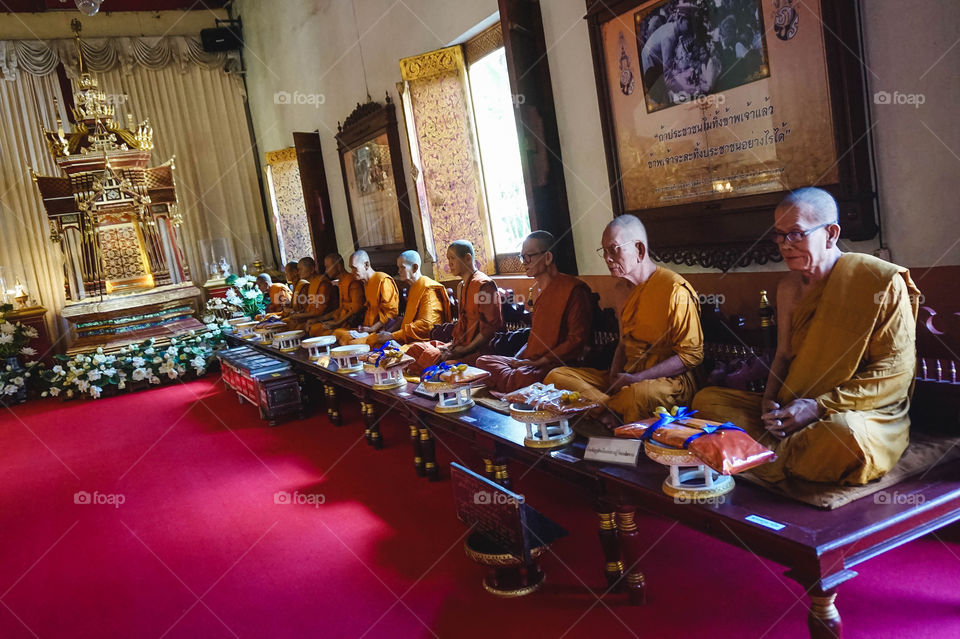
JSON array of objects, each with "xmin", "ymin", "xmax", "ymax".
[{"xmin": 0, "ymin": 36, "xmax": 239, "ymax": 80}]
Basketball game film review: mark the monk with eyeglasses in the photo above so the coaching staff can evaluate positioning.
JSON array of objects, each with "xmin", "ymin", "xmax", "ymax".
[
  {"xmin": 693, "ymin": 187, "xmax": 920, "ymax": 485},
  {"xmin": 546, "ymin": 215, "xmax": 704, "ymax": 427},
  {"xmin": 476, "ymin": 231, "xmax": 593, "ymax": 392}
]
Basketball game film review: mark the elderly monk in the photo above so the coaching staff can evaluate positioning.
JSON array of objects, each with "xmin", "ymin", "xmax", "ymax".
[
  {"xmin": 406, "ymin": 240, "xmax": 503, "ymax": 370},
  {"xmin": 476, "ymin": 231, "xmax": 593, "ymax": 392},
  {"xmin": 359, "ymin": 250, "xmax": 451, "ymax": 347},
  {"xmin": 255, "ymin": 273, "xmax": 291, "ymax": 317},
  {"xmin": 546, "ymin": 216, "xmax": 703, "ymax": 426},
  {"xmin": 306, "ymin": 253, "xmax": 365, "ymax": 336},
  {"xmin": 333, "ymin": 250, "xmax": 400, "ymax": 345},
  {"xmin": 693, "ymin": 188, "xmax": 920, "ymax": 485},
  {"xmin": 282, "ymin": 256, "xmax": 335, "ymax": 331}
]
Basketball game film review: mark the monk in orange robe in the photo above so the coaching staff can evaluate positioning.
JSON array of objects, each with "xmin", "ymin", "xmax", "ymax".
[
  {"xmin": 546, "ymin": 216, "xmax": 703, "ymax": 426},
  {"xmin": 693, "ymin": 188, "xmax": 920, "ymax": 484},
  {"xmin": 282, "ymin": 256, "xmax": 335, "ymax": 331},
  {"xmin": 307, "ymin": 253, "xmax": 365, "ymax": 336},
  {"xmin": 476, "ymin": 231, "xmax": 593, "ymax": 392},
  {"xmin": 255, "ymin": 273, "xmax": 291, "ymax": 318},
  {"xmin": 278, "ymin": 261, "xmax": 307, "ymax": 323},
  {"xmin": 333, "ymin": 250, "xmax": 400, "ymax": 345},
  {"xmin": 406, "ymin": 240, "xmax": 503, "ymax": 370},
  {"xmin": 343, "ymin": 250, "xmax": 451, "ymax": 347}
]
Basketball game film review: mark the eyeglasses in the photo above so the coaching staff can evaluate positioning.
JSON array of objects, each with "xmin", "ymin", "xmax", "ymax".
[
  {"xmin": 768, "ymin": 221, "xmax": 837, "ymax": 245},
  {"xmin": 520, "ymin": 251, "xmax": 546, "ymax": 264},
  {"xmin": 596, "ymin": 240, "xmax": 637, "ymax": 258}
]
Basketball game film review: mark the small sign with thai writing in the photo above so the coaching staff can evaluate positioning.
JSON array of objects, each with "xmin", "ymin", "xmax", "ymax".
[
  {"xmin": 745, "ymin": 514, "xmax": 786, "ymax": 531},
  {"xmin": 583, "ymin": 437, "xmax": 641, "ymax": 465}
]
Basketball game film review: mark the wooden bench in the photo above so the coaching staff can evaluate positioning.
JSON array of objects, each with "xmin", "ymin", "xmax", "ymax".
[{"xmin": 224, "ymin": 325, "xmax": 959, "ymax": 638}]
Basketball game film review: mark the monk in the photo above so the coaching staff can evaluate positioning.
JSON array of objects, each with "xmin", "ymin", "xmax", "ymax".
[
  {"xmin": 255, "ymin": 273, "xmax": 291, "ymax": 317},
  {"xmin": 278, "ymin": 261, "xmax": 306, "ymax": 322},
  {"xmin": 349, "ymin": 250, "xmax": 451, "ymax": 347},
  {"xmin": 545, "ymin": 216, "xmax": 703, "ymax": 426},
  {"xmin": 333, "ymin": 250, "xmax": 400, "ymax": 345},
  {"xmin": 476, "ymin": 231, "xmax": 593, "ymax": 392},
  {"xmin": 306, "ymin": 253, "xmax": 365, "ymax": 336},
  {"xmin": 282, "ymin": 256, "xmax": 335, "ymax": 331},
  {"xmin": 692, "ymin": 187, "xmax": 920, "ymax": 485},
  {"xmin": 406, "ymin": 240, "xmax": 503, "ymax": 369}
]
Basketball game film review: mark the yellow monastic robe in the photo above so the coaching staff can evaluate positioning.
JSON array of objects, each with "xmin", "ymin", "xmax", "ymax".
[
  {"xmin": 546, "ymin": 267, "xmax": 703, "ymax": 422},
  {"xmin": 284, "ymin": 274, "xmax": 335, "ymax": 331},
  {"xmin": 308, "ymin": 272, "xmax": 365, "ymax": 337},
  {"xmin": 333, "ymin": 271, "xmax": 400, "ymax": 345},
  {"xmin": 386, "ymin": 275, "xmax": 451, "ymax": 345},
  {"xmin": 693, "ymin": 253, "xmax": 919, "ymax": 485}
]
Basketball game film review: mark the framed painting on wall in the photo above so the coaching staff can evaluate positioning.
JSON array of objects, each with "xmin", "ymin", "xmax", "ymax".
[
  {"xmin": 586, "ymin": 0, "xmax": 876, "ymax": 270},
  {"xmin": 336, "ymin": 97, "xmax": 416, "ymax": 273}
]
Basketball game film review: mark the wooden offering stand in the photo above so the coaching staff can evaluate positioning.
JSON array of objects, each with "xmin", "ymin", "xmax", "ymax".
[
  {"xmin": 330, "ymin": 344, "xmax": 369, "ymax": 374},
  {"xmin": 644, "ymin": 440, "xmax": 735, "ymax": 502}
]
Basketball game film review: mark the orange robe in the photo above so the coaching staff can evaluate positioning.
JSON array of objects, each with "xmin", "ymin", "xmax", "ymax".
[
  {"xmin": 546, "ymin": 267, "xmax": 703, "ymax": 422},
  {"xmin": 265, "ymin": 283, "xmax": 291, "ymax": 314},
  {"xmin": 406, "ymin": 270, "xmax": 503, "ymax": 369},
  {"xmin": 387, "ymin": 275, "xmax": 451, "ymax": 344},
  {"xmin": 308, "ymin": 272, "xmax": 365, "ymax": 337},
  {"xmin": 283, "ymin": 274, "xmax": 335, "ymax": 331},
  {"xmin": 476, "ymin": 273, "xmax": 592, "ymax": 392},
  {"xmin": 333, "ymin": 272, "xmax": 400, "ymax": 345},
  {"xmin": 693, "ymin": 253, "xmax": 919, "ymax": 485}
]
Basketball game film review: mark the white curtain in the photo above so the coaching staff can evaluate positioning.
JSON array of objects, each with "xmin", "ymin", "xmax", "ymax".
[
  {"xmin": 0, "ymin": 73, "xmax": 71, "ymax": 342},
  {"xmin": 0, "ymin": 36, "xmax": 268, "ymax": 344},
  {"xmin": 93, "ymin": 66, "xmax": 271, "ymax": 284}
]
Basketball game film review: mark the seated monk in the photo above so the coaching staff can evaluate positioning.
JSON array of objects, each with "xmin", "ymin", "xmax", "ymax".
[
  {"xmin": 406, "ymin": 240, "xmax": 503, "ymax": 370},
  {"xmin": 692, "ymin": 187, "xmax": 920, "ymax": 485},
  {"xmin": 351, "ymin": 250, "xmax": 451, "ymax": 347},
  {"xmin": 545, "ymin": 216, "xmax": 703, "ymax": 426},
  {"xmin": 333, "ymin": 250, "xmax": 400, "ymax": 345},
  {"xmin": 476, "ymin": 231, "xmax": 592, "ymax": 392},
  {"xmin": 255, "ymin": 273, "xmax": 291, "ymax": 318},
  {"xmin": 278, "ymin": 261, "xmax": 307, "ymax": 322},
  {"xmin": 282, "ymin": 256, "xmax": 335, "ymax": 331},
  {"xmin": 306, "ymin": 253, "xmax": 365, "ymax": 336}
]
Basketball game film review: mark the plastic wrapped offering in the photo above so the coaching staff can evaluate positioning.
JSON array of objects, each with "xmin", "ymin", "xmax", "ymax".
[
  {"xmin": 504, "ymin": 383, "xmax": 598, "ymax": 416},
  {"xmin": 615, "ymin": 407, "xmax": 776, "ymax": 475}
]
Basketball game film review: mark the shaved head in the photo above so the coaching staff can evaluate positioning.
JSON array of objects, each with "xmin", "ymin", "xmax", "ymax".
[
  {"xmin": 351, "ymin": 250, "xmax": 370, "ymax": 264},
  {"xmin": 399, "ymin": 250, "xmax": 422, "ymax": 267},
  {"xmin": 448, "ymin": 240, "xmax": 474, "ymax": 259},
  {"xmin": 605, "ymin": 214, "xmax": 648, "ymax": 244},
  {"xmin": 778, "ymin": 187, "xmax": 839, "ymax": 226},
  {"xmin": 256, "ymin": 273, "xmax": 272, "ymax": 285},
  {"xmin": 525, "ymin": 230, "xmax": 555, "ymax": 254}
]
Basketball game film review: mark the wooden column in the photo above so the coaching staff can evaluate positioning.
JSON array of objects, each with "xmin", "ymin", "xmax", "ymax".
[{"xmin": 616, "ymin": 506, "xmax": 647, "ymax": 605}]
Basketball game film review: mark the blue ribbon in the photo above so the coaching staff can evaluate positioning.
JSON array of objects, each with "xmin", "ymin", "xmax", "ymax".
[
  {"xmin": 423, "ymin": 361, "xmax": 462, "ymax": 381},
  {"xmin": 682, "ymin": 422, "xmax": 746, "ymax": 449},
  {"xmin": 373, "ymin": 340, "xmax": 401, "ymax": 367},
  {"xmin": 639, "ymin": 406, "xmax": 698, "ymax": 443}
]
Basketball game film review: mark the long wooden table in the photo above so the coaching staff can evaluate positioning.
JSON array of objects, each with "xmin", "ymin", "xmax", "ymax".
[{"xmin": 225, "ymin": 334, "xmax": 960, "ymax": 639}]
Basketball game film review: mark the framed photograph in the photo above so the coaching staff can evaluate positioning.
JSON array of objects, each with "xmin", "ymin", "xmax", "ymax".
[
  {"xmin": 336, "ymin": 97, "xmax": 416, "ymax": 272},
  {"xmin": 586, "ymin": 0, "xmax": 876, "ymax": 270}
]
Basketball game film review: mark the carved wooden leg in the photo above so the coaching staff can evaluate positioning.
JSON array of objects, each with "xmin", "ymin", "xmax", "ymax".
[
  {"xmin": 419, "ymin": 428, "xmax": 439, "ymax": 481},
  {"xmin": 325, "ymin": 384, "xmax": 341, "ymax": 426},
  {"xmin": 366, "ymin": 403, "xmax": 382, "ymax": 450},
  {"xmin": 492, "ymin": 458, "xmax": 512, "ymax": 491},
  {"xmin": 411, "ymin": 425, "xmax": 424, "ymax": 477},
  {"xmin": 616, "ymin": 506, "xmax": 647, "ymax": 605},
  {"xmin": 808, "ymin": 588, "xmax": 842, "ymax": 639},
  {"xmin": 596, "ymin": 505, "xmax": 623, "ymax": 592},
  {"xmin": 483, "ymin": 458, "xmax": 496, "ymax": 482},
  {"xmin": 361, "ymin": 401, "xmax": 372, "ymax": 445}
]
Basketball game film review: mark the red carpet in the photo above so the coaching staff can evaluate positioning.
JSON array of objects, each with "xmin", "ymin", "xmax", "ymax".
[{"xmin": 0, "ymin": 376, "xmax": 957, "ymax": 638}]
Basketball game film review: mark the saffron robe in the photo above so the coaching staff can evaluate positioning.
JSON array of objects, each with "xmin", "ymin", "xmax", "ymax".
[
  {"xmin": 692, "ymin": 253, "xmax": 919, "ymax": 484},
  {"xmin": 308, "ymin": 272, "xmax": 365, "ymax": 337},
  {"xmin": 406, "ymin": 270, "xmax": 503, "ymax": 369},
  {"xmin": 333, "ymin": 272, "xmax": 400, "ymax": 345},
  {"xmin": 284, "ymin": 274, "xmax": 335, "ymax": 331},
  {"xmin": 265, "ymin": 282, "xmax": 292, "ymax": 314},
  {"xmin": 546, "ymin": 267, "xmax": 703, "ymax": 422},
  {"xmin": 476, "ymin": 273, "xmax": 592, "ymax": 393}
]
